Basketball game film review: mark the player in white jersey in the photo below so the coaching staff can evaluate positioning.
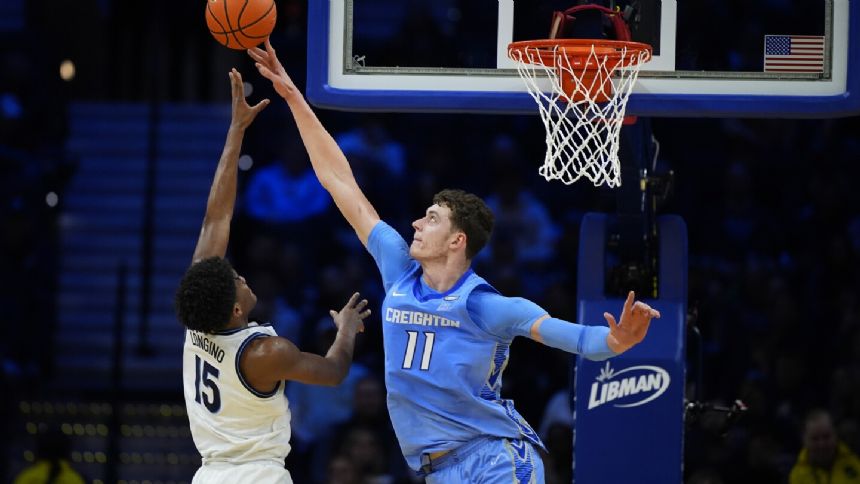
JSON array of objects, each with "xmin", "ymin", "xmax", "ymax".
[{"xmin": 174, "ymin": 69, "xmax": 371, "ymax": 484}]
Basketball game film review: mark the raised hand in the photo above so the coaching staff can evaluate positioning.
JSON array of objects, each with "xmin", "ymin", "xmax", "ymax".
[
  {"xmin": 604, "ymin": 291, "xmax": 660, "ymax": 354},
  {"xmin": 329, "ymin": 292, "xmax": 371, "ymax": 335},
  {"xmin": 247, "ymin": 38, "xmax": 298, "ymax": 99},
  {"xmin": 229, "ymin": 68, "xmax": 269, "ymax": 130}
]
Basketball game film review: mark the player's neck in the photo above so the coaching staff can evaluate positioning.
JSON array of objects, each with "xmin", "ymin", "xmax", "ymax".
[
  {"xmin": 419, "ymin": 258, "xmax": 470, "ymax": 293},
  {"xmin": 224, "ymin": 316, "xmax": 248, "ymax": 331}
]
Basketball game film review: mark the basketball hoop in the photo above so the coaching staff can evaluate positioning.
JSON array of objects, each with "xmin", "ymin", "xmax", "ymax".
[{"xmin": 508, "ymin": 39, "xmax": 651, "ymax": 188}]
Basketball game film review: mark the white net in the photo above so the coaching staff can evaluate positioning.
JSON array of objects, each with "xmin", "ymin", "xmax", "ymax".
[{"xmin": 509, "ymin": 42, "xmax": 650, "ymax": 188}]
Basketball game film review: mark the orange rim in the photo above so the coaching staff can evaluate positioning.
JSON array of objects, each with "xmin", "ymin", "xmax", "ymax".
[
  {"xmin": 508, "ymin": 39, "xmax": 652, "ymax": 69},
  {"xmin": 509, "ymin": 39, "xmax": 652, "ymax": 103}
]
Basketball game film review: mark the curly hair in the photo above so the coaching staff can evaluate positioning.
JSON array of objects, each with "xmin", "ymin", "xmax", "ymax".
[
  {"xmin": 433, "ymin": 189, "xmax": 495, "ymax": 259},
  {"xmin": 175, "ymin": 257, "xmax": 236, "ymax": 333}
]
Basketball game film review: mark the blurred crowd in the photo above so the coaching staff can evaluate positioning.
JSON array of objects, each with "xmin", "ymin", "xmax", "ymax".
[
  {"xmin": 2, "ymin": 1, "xmax": 859, "ymax": 483},
  {"xmin": 229, "ymin": 111, "xmax": 860, "ymax": 484}
]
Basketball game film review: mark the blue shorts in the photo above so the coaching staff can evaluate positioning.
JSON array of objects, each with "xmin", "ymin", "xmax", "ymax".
[{"xmin": 422, "ymin": 437, "xmax": 544, "ymax": 484}]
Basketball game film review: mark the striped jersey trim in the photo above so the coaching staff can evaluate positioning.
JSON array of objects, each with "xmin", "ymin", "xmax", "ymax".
[
  {"xmin": 235, "ymin": 333, "xmax": 281, "ymax": 398},
  {"xmin": 213, "ymin": 322, "xmax": 273, "ymax": 336}
]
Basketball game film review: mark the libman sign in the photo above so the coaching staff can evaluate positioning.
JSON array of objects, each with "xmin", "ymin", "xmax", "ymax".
[{"xmin": 587, "ymin": 362, "xmax": 671, "ymax": 410}]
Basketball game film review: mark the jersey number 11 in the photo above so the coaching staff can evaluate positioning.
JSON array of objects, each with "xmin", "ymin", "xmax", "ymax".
[{"xmin": 402, "ymin": 331, "xmax": 435, "ymax": 370}]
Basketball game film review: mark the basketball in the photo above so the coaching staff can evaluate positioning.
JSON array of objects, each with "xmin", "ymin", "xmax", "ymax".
[{"xmin": 205, "ymin": 0, "xmax": 277, "ymax": 50}]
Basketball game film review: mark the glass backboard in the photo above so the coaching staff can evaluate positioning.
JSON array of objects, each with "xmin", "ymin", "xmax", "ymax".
[{"xmin": 307, "ymin": 0, "xmax": 860, "ymax": 117}]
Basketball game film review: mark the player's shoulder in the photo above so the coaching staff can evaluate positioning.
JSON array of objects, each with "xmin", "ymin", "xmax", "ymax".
[
  {"xmin": 245, "ymin": 334, "xmax": 295, "ymax": 357},
  {"xmin": 369, "ymin": 219, "xmax": 399, "ymax": 239},
  {"xmin": 469, "ymin": 287, "xmax": 542, "ymax": 314},
  {"xmin": 467, "ymin": 278, "xmax": 502, "ymax": 299},
  {"xmin": 248, "ymin": 321, "xmax": 277, "ymax": 335},
  {"xmin": 240, "ymin": 335, "xmax": 301, "ymax": 375},
  {"xmin": 236, "ymin": 324, "xmax": 288, "ymax": 355}
]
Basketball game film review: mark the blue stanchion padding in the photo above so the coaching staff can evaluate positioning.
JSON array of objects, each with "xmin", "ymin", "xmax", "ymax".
[{"xmin": 573, "ymin": 213, "xmax": 687, "ymax": 484}]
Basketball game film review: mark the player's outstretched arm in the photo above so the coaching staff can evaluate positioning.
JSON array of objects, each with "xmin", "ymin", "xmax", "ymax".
[
  {"xmin": 191, "ymin": 69, "xmax": 269, "ymax": 263},
  {"xmin": 528, "ymin": 291, "xmax": 660, "ymax": 360},
  {"xmin": 241, "ymin": 293, "xmax": 371, "ymax": 387},
  {"xmin": 248, "ymin": 40, "xmax": 380, "ymax": 246}
]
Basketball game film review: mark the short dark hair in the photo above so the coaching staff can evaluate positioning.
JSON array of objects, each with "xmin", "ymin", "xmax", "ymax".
[
  {"xmin": 803, "ymin": 409, "xmax": 834, "ymax": 431},
  {"xmin": 175, "ymin": 257, "xmax": 236, "ymax": 333},
  {"xmin": 433, "ymin": 189, "xmax": 494, "ymax": 259}
]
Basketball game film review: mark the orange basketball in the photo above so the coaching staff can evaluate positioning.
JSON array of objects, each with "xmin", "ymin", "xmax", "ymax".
[{"xmin": 205, "ymin": 0, "xmax": 277, "ymax": 50}]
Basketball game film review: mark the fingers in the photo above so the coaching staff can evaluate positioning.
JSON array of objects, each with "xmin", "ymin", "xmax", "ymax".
[
  {"xmin": 622, "ymin": 290, "xmax": 635, "ymax": 317},
  {"xmin": 229, "ymin": 69, "xmax": 240, "ymax": 99},
  {"xmin": 263, "ymin": 38, "xmax": 284, "ymax": 70},
  {"xmin": 342, "ymin": 292, "xmax": 361, "ymax": 311},
  {"xmin": 628, "ymin": 302, "xmax": 656, "ymax": 342},
  {"xmin": 235, "ymin": 70, "xmax": 247, "ymax": 99},
  {"xmin": 251, "ymin": 98, "xmax": 270, "ymax": 112},
  {"xmin": 637, "ymin": 317, "xmax": 652, "ymax": 338},
  {"xmin": 247, "ymin": 46, "xmax": 267, "ymax": 63},
  {"xmin": 632, "ymin": 301, "xmax": 661, "ymax": 319},
  {"xmin": 255, "ymin": 63, "xmax": 276, "ymax": 81},
  {"xmin": 603, "ymin": 312, "xmax": 617, "ymax": 329},
  {"xmin": 331, "ymin": 293, "xmax": 371, "ymax": 335},
  {"xmin": 336, "ymin": 293, "xmax": 370, "ymax": 314},
  {"xmin": 640, "ymin": 302, "xmax": 660, "ymax": 318},
  {"xmin": 354, "ymin": 307, "xmax": 370, "ymax": 334},
  {"xmin": 609, "ymin": 294, "xmax": 658, "ymax": 350}
]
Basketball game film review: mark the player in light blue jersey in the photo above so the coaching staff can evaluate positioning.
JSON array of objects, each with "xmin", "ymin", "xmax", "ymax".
[{"xmin": 250, "ymin": 40, "xmax": 661, "ymax": 484}]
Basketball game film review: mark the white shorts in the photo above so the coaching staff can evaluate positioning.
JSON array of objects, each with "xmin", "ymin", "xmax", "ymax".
[{"xmin": 192, "ymin": 461, "xmax": 293, "ymax": 484}]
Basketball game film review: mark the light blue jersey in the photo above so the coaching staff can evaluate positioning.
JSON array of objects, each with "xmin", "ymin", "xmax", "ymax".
[{"xmin": 367, "ymin": 222, "xmax": 545, "ymax": 471}]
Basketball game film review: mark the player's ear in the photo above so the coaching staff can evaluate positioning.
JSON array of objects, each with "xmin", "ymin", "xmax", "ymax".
[
  {"xmin": 450, "ymin": 232, "xmax": 466, "ymax": 251},
  {"xmin": 233, "ymin": 302, "xmax": 243, "ymax": 318}
]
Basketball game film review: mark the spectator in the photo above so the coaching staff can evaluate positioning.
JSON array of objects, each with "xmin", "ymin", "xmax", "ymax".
[
  {"xmin": 13, "ymin": 427, "xmax": 85, "ymax": 484},
  {"xmin": 243, "ymin": 137, "xmax": 331, "ymax": 226},
  {"xmin": 338, "ymin": 427, "xmax": 394, "ymax": 484},
  {"xmin": 286, "ymin": 317, "xmax": 371, "ymax": 480},
  {"xmin": 315, "ymin": 376, "xmax": 408, "ymax": 482},
  {"xmin": 789, "ymin": 409, "xmax": 860, "ymax": 484},
  {"xmin": 325, "ymin": 454, "xmax": 360, "ymax": 484}
]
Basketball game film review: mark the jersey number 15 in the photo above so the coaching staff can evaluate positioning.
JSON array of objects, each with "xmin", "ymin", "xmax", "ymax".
[{"xmin": 194, "ymin": 355, "xmax": 221, "ymax": 413}]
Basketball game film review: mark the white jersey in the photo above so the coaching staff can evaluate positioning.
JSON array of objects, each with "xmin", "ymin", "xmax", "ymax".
[{"xmin": 183, "ymin": 323, "xmax": 291, "ymax": 466}]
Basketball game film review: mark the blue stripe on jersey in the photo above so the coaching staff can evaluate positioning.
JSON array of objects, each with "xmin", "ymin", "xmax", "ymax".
[
  {"xmin": 503, "ymin": 401, "xmax": 543, "ymax": 450},
  {"xmin": 505, "ymin": 439, "xmax": 535, "ymax": 484},
  {"xmin": 235, "ymin": 333, "xmax": 281, "ymax": 398},
  {"xmin": 480, "ymin": 343, "xmax": 509, "ymax": 401}
]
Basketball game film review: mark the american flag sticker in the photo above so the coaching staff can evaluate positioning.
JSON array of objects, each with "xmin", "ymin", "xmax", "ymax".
[{"xmin": 764, "ymin": 35, "xmax": 825, "ymax": 72}]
